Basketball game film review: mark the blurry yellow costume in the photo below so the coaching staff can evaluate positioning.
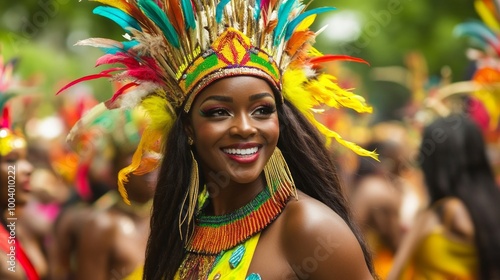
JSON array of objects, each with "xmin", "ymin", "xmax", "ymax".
[{"xmin": 408, "ymin": 227, "xmax": 478, "ymax": 280}]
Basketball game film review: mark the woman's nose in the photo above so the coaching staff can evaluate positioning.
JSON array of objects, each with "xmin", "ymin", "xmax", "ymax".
[
  {"xmin": 17, "ymin": 159, "xmax": 33, "ymax": 178},
  {"xmin": 229, "ymin": 113, "xmax": 257, "ymax": 138}
]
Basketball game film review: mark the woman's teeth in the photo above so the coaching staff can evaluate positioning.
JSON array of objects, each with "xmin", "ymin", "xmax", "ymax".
[{"xmin": 223, "ymin": 147, "xmax": 258, "ymax": 155}]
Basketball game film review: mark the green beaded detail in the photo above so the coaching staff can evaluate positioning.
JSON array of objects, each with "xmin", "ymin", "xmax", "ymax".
[{"xmin": 197, "ymin": 187, "xmax": 274, "ymax": 226}]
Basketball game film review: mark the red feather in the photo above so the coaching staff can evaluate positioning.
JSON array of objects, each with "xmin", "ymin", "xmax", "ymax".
[
  {"xmin": 110, "ymin": 82, "xmax": 139, "ymax": 102},
  {"xmin": 126, "ymin": 68, "xmax": 162, "ymax": 83},
  {"xmin": 310, "ymin": 55, "xmax": 370, "ymax": 66},
  {"xmin": 56, "ymin": 73, "xmax": 112, "ymax": 95},
  {"xmin": 56, "ymin": 68, "xmax": 123, "ymax": 95}
]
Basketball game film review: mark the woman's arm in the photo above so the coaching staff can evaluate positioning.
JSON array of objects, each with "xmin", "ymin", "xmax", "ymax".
[{"xmin": 387, "ymin": 209, "xmax": 433, "ymax": 280}]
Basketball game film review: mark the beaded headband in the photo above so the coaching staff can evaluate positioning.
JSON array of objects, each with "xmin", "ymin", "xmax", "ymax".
[{"xmin": 59, "ymin": 0, "xmax": 378, "ymax": 204}]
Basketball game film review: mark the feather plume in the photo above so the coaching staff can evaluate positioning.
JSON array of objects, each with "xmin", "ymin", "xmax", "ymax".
[
  {"xmin": 138, "ymin": 0, "xmax": 180, "ymax": 48},
  {"xmin": 273, "ymin": 0, "xmax": 297, "ymax": 46},
  {"xmin": 66, "ymin": 102, "xmax": 108, "ymax": 143},
  {"xmin": 475, "ymin": 0, "xmax": 500, "ymax": 32},
  {"xmin": 310, "ymin": 55, "xmax": 370, "ymax": 66},
  {"xmin": 454, "ymin": 21, "xmax": 500, "ymax": 54},
  {"xmin": 254, "ymin": 0, "xmax": 262, "ymax": 20},
  {"xmin": 93, "ymin": 6, "xmax": 142, "ymax": 32},
  {"xmin": 285, "ymin": 7, "xmax": 335, "ymax": 40},
  {"xmin": 75, "ymin": 37, "xmax": 137, "ymax": 54},
  {"xmin": 165, "ymin": 0, "xmax": 186, "ymax": 35},
  {"xmin": 110, "ymin": 82, "xmax": 139, "ymax": 102},
  {"xmin": 216, "ymin": 0, "xmax": 232, "ymax": 23},
  {"xmin": 116, "ymin": 82, "xmax": 161, "ymax": 110},
  {"xmin": 181, "ymin": 0, "xmax": 196, "ymax": 29},
  {"xmin": 56, "ymin": 73, "xmax": 112, "ymax": 95},
  {"xmin": 282, "ymin": 68, "xmax": 376, "ymax": 159},
  {"xmin": 90, "ymin": 0, "xmax": 134, "ymax": 14},
  {"xmin": 285, "ymin": 30, "xmax": 314, "ymax": 56},
  {"xmin": 117, "ymin": 94, "xmax": 174, "ymax": 204}
]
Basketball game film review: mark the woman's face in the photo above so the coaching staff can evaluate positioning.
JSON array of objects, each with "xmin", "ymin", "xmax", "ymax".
[
  {"xmin": 0, "ymin": 145, "xmax": 33, "ymax": 208},
  {"xmin": 188, "ymin": 76, "xmax": 280, "ymax": 186}
]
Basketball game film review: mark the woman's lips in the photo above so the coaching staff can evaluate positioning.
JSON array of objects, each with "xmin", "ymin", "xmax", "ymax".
[
  {"xmin": 222, "ymin": 146, "xmax": 260, "ymax": 164},
  {"xmin": 19, "ymin": 180, "xmax": 32, "ymax": 192}
]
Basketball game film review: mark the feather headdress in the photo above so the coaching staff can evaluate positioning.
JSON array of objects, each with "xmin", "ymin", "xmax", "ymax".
[
  {"xmin": 59, "ymin": 0, "xmax": 377, "ymax": 204},
  {"xmin": 448, "ymin": 0, "xmax": 500, "ymax": 137},
  {"xmin": 0, "ymin": 53, "xmax": 27, "ymax": 156}
]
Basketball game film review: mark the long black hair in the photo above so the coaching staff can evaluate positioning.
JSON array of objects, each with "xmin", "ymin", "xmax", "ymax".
[
  {"xmin": 419, "ymin": 114, "xmax": 500, "ymax": 279},
  {"xmin": 143, "ymin": 99, "xmax": 374, "ymax": 279}
]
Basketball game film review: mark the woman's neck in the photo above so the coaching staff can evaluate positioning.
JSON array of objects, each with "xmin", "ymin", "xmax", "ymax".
[{"xmin": 205, "ymin": 175, "xmax": 266, "ymax": 216}]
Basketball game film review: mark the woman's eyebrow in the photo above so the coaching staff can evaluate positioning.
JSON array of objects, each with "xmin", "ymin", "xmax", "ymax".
[
  {"xmin": 201, "ymin": 95, "xmax": 233, "ymax": 104},
  {"xmin": 249, "ymin": 92, "xmax": 273, "ymax": 101}
]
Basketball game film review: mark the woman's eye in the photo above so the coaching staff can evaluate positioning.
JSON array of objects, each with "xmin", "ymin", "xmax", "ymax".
[
  {"xmin": 253, "ymin": 105, "xmax": 276, "ymax": 116},
  {"xmin": 3, "ymin": 156, "xmax": 18, "ymax": 164},
  {"xmin": 202, "ymin": 108, "xmax": 230, "ymax": 117}
]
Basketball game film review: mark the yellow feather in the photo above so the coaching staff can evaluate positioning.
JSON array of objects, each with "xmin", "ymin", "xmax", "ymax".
[
  {"xmin": 296, "ymin": 14, "xmax": 317, "ymax": 32},
  {"xmin": 474, "ymin": 89, "xmax": 500, "ymax": 129},
  {"xmin": 475, "ymin": 0, "xmax": 500, "ymax": 32},
  {"xmin": 90, "ymin": 0, "xmax": 133, "ymax": 13},
  {"xmin": 283, "ymin": 68, "xmax": 378, "ymax": 160},
  {"xmin": 117, "ymin": 94, "xmax": 176, "ymax": 205},
  {"xmin": 118, "ymin": 128, "xmax": 163, "ymax": 205},
  {"xmin": 141, "ymin": 94, "xmax": 175, "ymax": 132}
]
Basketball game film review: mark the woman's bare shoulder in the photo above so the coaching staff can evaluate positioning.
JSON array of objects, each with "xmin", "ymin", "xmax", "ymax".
[
  {"xmin": 277, "ymin": 191, "xmax": 373, "ymax": 279},
  {"xmin": 440, "ymin": 197, "xmax": 474, "ymax": 240}
]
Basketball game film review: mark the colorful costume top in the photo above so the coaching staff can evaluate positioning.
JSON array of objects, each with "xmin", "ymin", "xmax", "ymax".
[
  {"xmin": 175, "ymin": 184, "xmax": 291, "ymax": 279},
  {"xmin": 0, "ymin": 225, "xmax": 40, "ymax": 280},
  {"xmin": 175, "ymin": 233, "xmax": 261, "ymax": 280},
  {"xmin": 408, "ymin": 226, "xmax": 478, "ymax": 280}
]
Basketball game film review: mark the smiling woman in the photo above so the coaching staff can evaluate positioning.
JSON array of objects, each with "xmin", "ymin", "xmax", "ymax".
[
  {"xmin": 60, "ymin": 0, "xmax": 379, "ymax": 279},
  {"xmin": 0, "ymin": 54, "xmax": 44, "ymax": 280}
]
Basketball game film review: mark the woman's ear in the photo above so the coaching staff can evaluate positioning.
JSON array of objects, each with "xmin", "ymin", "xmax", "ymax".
[{"xmin": 183, "ymin": 115, "xmax": 195, "ymax": 141}]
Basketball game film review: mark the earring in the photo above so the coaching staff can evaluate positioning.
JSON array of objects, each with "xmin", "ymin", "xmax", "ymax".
[
  {"xmin": 187, "ymin": 137, "xmax": 194, "ymax": 145},
  {"xmin": 179, "ymin": 150, "xmax": 199, "ymax": 241},
  {"xmin": 263, "ymin": 147, "xmax": 297, "ymax": 200}
]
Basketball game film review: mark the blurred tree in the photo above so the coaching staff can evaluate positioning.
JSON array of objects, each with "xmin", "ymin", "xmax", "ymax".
[{"xmin": 310, "ymin": 0, "xmax": 479, "ymax": 121}]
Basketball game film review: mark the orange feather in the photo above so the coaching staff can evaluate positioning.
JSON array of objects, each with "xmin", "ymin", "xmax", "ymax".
[
  {"xmin": 285, "ymin": 30, "xmax": 314, "ymax": 57},
  {"xmin": 165, "ymin": 0, "xmax": 186, "ymax": 35}
]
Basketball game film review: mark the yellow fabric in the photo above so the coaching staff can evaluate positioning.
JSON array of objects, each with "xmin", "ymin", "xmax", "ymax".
[
  {"xmin": 365, "ymin": 230, "xmax": 394, "ymax": 280},
  {"xmin": 123, "ymin": 265, "xmax": 143, "ymax": 280},
  {"xmin": 409, "ymin": 227, "xmax": 478, "ymax": 280},
  {"xmin": 175, "ymin": 233, "xmax": 261, "ymax": 280}
]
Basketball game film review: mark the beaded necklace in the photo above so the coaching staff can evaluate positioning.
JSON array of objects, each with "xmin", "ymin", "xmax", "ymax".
[{"xmin": 178, "ymin": 183, "xmax": 293, "ymax": 279}]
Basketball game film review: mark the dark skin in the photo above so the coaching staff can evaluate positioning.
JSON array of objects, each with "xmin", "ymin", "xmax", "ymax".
[
  {"xmin": 49, "ymin": 152, "xmax": 155, "ymax": 280},
  {"xmin": 388, "ymin": 197, "xmax": 474, "ymax": 279},
  {"xmin": 49, "ymin": 203, "xmax": 93, "ymax": 280},
  {"xmin": 350, "ymin": 175, "xmax": 403, "ymax": 253},
  {"xmin": 74, "ymin": 155, "xmax": 155, "ymax": 280},
  {"xmin": 0, "ymin": 144, "xmax": 47, "ymax": 279},
  {"xmin": 187, "ymin": 76, "xmax": 373, "ymax": 279},
  {"xmin": 75, "ymin": 202, "xmax": 150, "ymax": 280}
]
